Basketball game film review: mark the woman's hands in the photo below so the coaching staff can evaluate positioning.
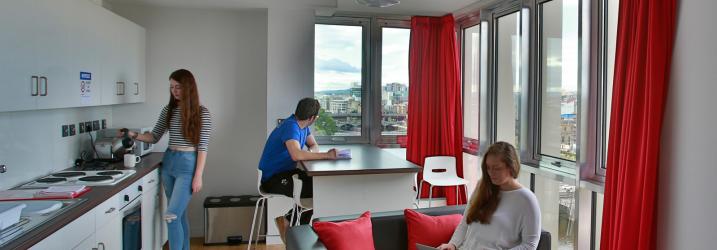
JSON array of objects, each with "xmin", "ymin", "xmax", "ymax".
[
  {"xmin": 437, "ymin": 243, "xmax": 457, "ymax": 250},
  {"xmin": 192, "ymin": 176, "xmax": 203, "ymax": 193}
]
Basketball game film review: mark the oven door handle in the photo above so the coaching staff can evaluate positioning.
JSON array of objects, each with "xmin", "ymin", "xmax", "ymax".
[{"xmin": 120, "ymin": 195, "xmax": 142, "ymax": 215}]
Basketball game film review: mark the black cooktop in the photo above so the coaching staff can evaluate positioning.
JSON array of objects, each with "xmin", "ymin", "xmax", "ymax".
[
  {"xmin": 52, "ymin": 171, "xmax": 86, "ymax": 178},
  {"xmin": 36, "ymin": 177, "xmax": 67, "ymax": 183},
  {"xmin": 96, "ymin": 171, "xmax": 123, "ymax": 176},
  {"xmin": 78, "ymin": 176, "xmax": 113, "ymax": 182}
]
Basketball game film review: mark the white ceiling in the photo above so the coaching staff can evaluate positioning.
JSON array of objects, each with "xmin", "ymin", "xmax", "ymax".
[{"xmin": 106, "ymin": 0, "xmax": 484, "ymax": 17}]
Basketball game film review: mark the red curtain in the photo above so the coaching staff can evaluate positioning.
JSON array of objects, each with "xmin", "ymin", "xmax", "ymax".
[
  {"xmin": 406, "ymin": 14, "xmax": 466, "ymax": 205},
  {"xmin": 601, "ymin": 0, "xmax": 676, "ymax": 249}
]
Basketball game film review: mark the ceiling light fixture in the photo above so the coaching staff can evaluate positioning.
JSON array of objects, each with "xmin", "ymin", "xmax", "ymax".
[{"xmin": 355, "ymin": 0, "xmax": 400, "ymax": 8}]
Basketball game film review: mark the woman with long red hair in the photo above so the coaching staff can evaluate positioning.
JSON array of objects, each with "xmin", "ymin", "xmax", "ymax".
[
  {"xmin": 438, "ymin": 142, "xmax": 541, "ymax": 250},
  {"xmin": 127, "ymin": 69, "xmax": 212, "ymax": 250}
]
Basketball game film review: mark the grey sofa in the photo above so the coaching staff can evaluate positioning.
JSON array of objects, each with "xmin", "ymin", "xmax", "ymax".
[{"xmin": 286, "ymin": 205, "xmax": 551, "ymax": 250}]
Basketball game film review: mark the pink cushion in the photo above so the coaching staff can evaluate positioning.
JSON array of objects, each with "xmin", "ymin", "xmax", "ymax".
[
  {"xmin": 405, "ymin": 209, "xmax": 462, "ymax": 250},
  {"xmin": 313, "ymin": 211, "xmax": 375, "ymax": 250}
]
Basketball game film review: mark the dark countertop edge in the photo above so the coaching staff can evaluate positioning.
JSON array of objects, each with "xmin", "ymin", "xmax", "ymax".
[
  {"xmin": 300, "ymin": 165, "xmax": 420, "ymax": 177},
  {"xmin": 4, "ymin": 152, "xmax": 164, "ymax": 250}
]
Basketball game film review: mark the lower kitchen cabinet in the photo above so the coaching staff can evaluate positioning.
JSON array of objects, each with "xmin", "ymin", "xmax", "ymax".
[
  {"xmin": 141, "ymin": 169, "xmax": 163, "ymax": 249},
  {"xmin": 95, "ymin": 214, "xmax": 122, "ymax": 250},
  {"xmin": 31, "ymin": 169, "xmax": 165, "ymax": 250}
]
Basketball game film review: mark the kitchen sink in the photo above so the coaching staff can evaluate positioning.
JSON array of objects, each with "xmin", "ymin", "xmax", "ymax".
[{"xmin": 0, "ymin": 199, "xmax": 86, "ymax": 248}]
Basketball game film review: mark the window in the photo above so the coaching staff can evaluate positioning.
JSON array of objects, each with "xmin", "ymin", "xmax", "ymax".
[
  {"xmin": 598, "ymin": 0, "xmax": 620, "ymax": 175},
  {"xmin": 314, "ymin": 19, "xmax": 369, "ymax": 143},
  {"xmin": 495, "ymin": 11, "xmax": 524, "ymax": 151},
  {"xmin": 463, "ymin": 23, "xmax": 481, "ymax": 154},
  {"xmin": 538, "ymin": 0, "xmax": 580, "ymax": 163},
  {"xmin": 380, "ymin": 27, "xmax": 410, "ymax": 138},
  {"xmin": 314, "ymin": 17, "xmax": 410, "ymax": 145},
  {"xmin": 534, "ymin": 175, "xmax": 577, "ymax": 249}
]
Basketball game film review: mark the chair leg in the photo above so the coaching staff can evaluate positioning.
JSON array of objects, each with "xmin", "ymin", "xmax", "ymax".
[
  {"xmin": 464, "ymin": 185, "xmax": 469, "ymax": 203},
  {"xmin": 295, "ymin": 208, "xmax": 304, "ymax": 226},
  {"xmin": 417, "ymin": 180, "xmax": 423, "ymax": 207},
  {"xmin": 289, "ymin": 203, "xmax": 296, "ymax": 228},
  {"xmin": 255, "ymin": 198, "xmax": 266, "ymax": 248},
  {"xmin": 248, "ymin": 197, "xmax": 265, "ymax": 250},
  {"xmin": 428, "ymin": 184, "xmax": 433, "ymax": 208}
]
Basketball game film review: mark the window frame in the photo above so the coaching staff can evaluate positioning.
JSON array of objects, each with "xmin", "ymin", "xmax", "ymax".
[
  {"xmin": 533, "ymin": 0, "xmax": 583, "ymax": 173},
  {"xmin": 457, "ymin": 15, "xmax": 483, "ymax": 156},
  {"xmin": 314, "ymin": 16, "xmax": 372, "ymax": 145},
  {"xmin": 371, "ymin": 18, "xmax": 411, "ymax": 147}
]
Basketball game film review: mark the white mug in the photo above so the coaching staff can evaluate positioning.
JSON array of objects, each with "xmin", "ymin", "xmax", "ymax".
[{"xmin": 124, "ymin": 154, "xmax": 141, "ymax": 168}]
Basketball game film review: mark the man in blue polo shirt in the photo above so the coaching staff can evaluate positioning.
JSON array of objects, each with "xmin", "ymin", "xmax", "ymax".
[{"xmin": 258, "ymin": 98, "xmax": 336, "ymax": 240}]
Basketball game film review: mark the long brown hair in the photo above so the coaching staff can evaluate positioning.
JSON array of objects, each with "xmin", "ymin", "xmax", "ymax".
[
  {"xmin": 465, "ymin": 141, "xmax": 520, "ymax": 224},
  {"xmin": 168, "ymin": 69, "xmax": 202, "ymax": 145}
]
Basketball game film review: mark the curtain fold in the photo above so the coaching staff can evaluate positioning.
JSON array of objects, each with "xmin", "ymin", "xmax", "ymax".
[
  {"xmin": 406, "ymin": 14, "xmax": 466, "ymax": 205},
  {"xmin": 601, "ymin": 0, "xmax": 676, "ymax": 249}
]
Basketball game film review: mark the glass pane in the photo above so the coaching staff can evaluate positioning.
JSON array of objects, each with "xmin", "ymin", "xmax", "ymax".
[
  {"xmin": 595, "ymin": 192, "xmax": 604, "ymax": 250},
  {"xmin": 381, "ymin": 27, "xmax": 410, "ymax": 136},
  {"xmin": 534, "ymin": 176, "xmax": 577, "ymax": 249},
  {"xmin": 603, "ymin": 0, "xmax": 619, "ymax": 168},
  {"xmin": 517, "ymin": 169, "xmax": 531, "ymax": 188},
  {"xmin": 314, "ymin": 24, "xmax": 363, "ymax": 136},
  {"xmin": 463, "ymin": 24, "xmax": 481, "ymax": 140},
  {"xmin": 495, "ymin": 12, "xmax": 522, "ymax": 150},
  {"xmin": 539, "ymin": 0, "xmax": 579, "ymax": 161}
]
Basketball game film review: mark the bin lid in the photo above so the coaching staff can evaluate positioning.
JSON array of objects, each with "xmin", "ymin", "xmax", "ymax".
[{"xmin": 203, "ymin": 195, "xmax": 260, "ymax": 207}]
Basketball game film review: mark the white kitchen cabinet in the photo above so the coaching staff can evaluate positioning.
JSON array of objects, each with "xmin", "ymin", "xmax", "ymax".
[
  {"xmin": 100, "ymin": 11, "xmax": 146, "ymax": 105},
  {"xmin": 29, "ymin": 204, "xmax": 95, "ymax": 250},
  {"xmin": 73, "ymin": 234, "xmax": 96, "ymax": 250},
  {"xmin": 0, "ymin": 0, "xmax": 145, "ymax": 112},
  {"xmin": 141, "ymin": 169, "xmax": 162, "ymax": 249},
  {"xmin": 95, "ymin": 213, "xmax": 122, "ymax": 250}
]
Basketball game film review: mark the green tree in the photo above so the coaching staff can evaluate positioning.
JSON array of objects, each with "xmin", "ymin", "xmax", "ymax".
[{"xmin": 314, "ymin": 109, "xmax": 337, "ymax": 136}]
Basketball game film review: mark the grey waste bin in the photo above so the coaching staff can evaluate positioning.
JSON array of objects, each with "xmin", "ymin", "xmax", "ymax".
[{"xmin": 204, "ymin": 195, "xmax": 264, "ymax": 245}]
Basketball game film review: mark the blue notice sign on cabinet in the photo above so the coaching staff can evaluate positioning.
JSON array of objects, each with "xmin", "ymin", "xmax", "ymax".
[
  {"xmin": 80, "ymin": 72, "xmax": 91, "ymax": 80},
  {"xmin": 80, "ymin": 72, "xmax": 92, "ymax": 105}
]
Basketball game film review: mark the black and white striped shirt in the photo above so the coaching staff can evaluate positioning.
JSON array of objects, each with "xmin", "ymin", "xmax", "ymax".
[{"xmin": 151, "ymin": 105, "xmax": 212, "ymax": 152}]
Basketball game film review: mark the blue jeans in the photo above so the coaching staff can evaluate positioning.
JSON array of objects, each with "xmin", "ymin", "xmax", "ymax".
[{"xmin": 161, "ymin": 150, "xmax": 197, "ymax": 250}]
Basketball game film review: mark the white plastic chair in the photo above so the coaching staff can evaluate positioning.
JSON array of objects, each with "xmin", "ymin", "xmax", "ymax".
[
  {"xmin": 417, "ymin": 156, "xmax": 469, "ymax": 208},
  {"xmin": 291, "ymin": 174, "xmax": 314, "ymax": 226},
  {"xmin": 248, "ymin": 169, "xmax": 289, "ymax": 250}
]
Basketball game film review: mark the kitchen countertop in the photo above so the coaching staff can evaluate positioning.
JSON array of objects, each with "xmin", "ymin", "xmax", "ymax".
[
  {"xmin": 299, "ymin": 144, "xmax": 420, "ymax": 176},
  {"xmin": 2, "ymin": 152, "xmax": 164, "ymax": 250}
]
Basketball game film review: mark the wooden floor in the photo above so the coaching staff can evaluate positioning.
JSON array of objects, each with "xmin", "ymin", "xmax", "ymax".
[{"xmin": 188, "ymin": 238, "xmax": 285, "ymax": 250}]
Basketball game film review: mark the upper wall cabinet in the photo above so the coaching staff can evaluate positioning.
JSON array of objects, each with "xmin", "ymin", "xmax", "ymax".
[{"xmin": 0, "ymin": 0, "xmax": 146, "ymax": 112}]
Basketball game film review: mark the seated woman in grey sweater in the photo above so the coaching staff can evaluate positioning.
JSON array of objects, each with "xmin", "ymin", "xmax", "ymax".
[{"xmin": 438, "ymin": 142, "xmax": 541, "ymax": 250}]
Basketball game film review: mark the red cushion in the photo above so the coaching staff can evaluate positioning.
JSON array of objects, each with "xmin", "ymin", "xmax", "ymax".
[
  {"xmin": 405, "ymin": 209, "xmax": 463, "ymax": 250},
  {"xmin": 312, "ymin": 211, "xmax": 375, "ymax": 250}
]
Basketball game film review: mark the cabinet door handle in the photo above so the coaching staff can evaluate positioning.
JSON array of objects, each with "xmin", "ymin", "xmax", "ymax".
[
  {"xmin": 148, "ymin": 179, "xmax": 155, "ymax": 184},
  {"xmin": 39, "ymin": 77, "xmax": 48, "ymax": 96},
  {"xmin": 117, "ymin": 82, "xmax": 125, "ymax": 95},
  {"xmin": 105, "ymin": 207, "xmax": 115, "ymax": 214},
  {"xmin": 134, "ymin": 82, "xmax": 139, "ymax": 95},
  {"xmin": 98, "ymin": 242, "xmax": 106, "ymax": 250},
  {"xmin": 31, "ymin": 76, "xmax": 39, "ymax": 96}
]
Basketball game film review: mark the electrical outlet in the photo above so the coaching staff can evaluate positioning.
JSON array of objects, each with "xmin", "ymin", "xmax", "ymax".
[
  {"xmin": 92, "ymin": 120, "xmax": 100, "ymax": 131},
  {"xmin": 101, "ymin": 119, "xmax": 107, "ymax": 129},
  {"xmin": 62, "ymin": 125, "xmax": 69, "ymax": 137},
  {"xmin": 84, "ymin": 121, "xmax": 92, "ymax": 132},
  {"xmin": 69, "ymin": 124, "xmax": 76, "ymax": 136},
  {"xmin": 79, "ymin": 122, "xmax": 85, "ymax": 133}
]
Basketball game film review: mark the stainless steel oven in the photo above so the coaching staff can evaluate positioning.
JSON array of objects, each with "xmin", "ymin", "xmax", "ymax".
[{"xmin": 121, "ymin": 186, "xmax": 142, "ymax": 250}]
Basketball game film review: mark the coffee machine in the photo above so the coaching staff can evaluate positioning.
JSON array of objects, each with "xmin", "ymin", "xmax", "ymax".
[{"xmin": 93, "ymin": 128, "xmax": 134, "ymax": 162}]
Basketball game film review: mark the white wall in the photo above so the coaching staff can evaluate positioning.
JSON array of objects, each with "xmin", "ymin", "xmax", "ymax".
[
  {"xmin": 109, "ymin": 4, "xmax": 268, "ymax": 237},
  {"xmin": 266, "ymin": 8, "xmax": 315, "ymax": 134},
  {"xmin": 0, "ymin": 107, "xmax": 112, "ymax": 190},
  {"xmin": 658, "ymin": 0, "xmax": 717, "ymax": 249}
]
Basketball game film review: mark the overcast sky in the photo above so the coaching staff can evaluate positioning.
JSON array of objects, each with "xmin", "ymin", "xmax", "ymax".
[{"xmin": 315, "ymin": 24, "xmax": 410, "ymax": 92}]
